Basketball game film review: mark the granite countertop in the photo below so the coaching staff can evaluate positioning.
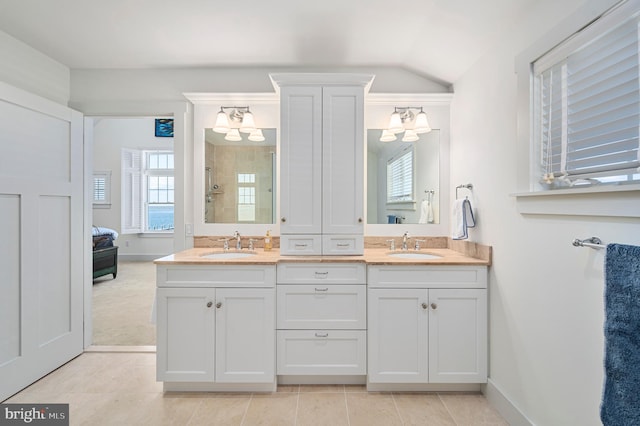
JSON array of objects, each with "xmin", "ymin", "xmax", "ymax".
[{"xmin": 154, "ymin": 247, "xmax": 490, "ymax": 266}]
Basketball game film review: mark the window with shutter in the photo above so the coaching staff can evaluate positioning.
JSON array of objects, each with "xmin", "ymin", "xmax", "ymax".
[
  {"xmin": 93, "ymin": 171, "xmax": 111, "ymax": 207},
  {"xmin": 387, "ymin": 147, "xmax": 414, "ymax": 203},
  {"xmin": 533, "ymin": 1, "xmax": 640, "ymax": 189}
]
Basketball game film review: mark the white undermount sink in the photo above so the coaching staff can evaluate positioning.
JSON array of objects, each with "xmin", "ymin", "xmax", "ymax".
[
  {"xmin": 387, "ymin": 251, "xmax": 442, "ymax": 259},
  {"xmin": 201, "ymin": 251, "xmax": 257, "ymax": 259}
]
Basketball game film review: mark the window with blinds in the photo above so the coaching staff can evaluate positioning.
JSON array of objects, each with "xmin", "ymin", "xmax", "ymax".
[
  {"xmin": 93, "ymin": 171, "xmax": 111, "ymax": 206},
  {"xmin": 387, "ymin": 147, "xmax": 414, "ymax": 203},
  {"xmin": 533, "ymin": 2, "xmax": 640, "ymax": 188}
]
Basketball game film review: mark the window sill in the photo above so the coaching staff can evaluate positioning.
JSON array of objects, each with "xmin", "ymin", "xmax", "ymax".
[
  {"xmin": 513, "ymin": 184, "xmax": 640, "ymax": 218},
  {"xmin": 139, "ymin": 232, "xmax": 174, "ymax": 238}
]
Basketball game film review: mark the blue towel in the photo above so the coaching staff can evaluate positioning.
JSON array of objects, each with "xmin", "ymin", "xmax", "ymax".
[{"xmin": 601, "ymin": 243, "xmax": 640, "ymax": 425}]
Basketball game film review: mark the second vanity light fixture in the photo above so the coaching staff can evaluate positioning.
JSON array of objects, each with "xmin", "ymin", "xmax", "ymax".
[
  {"xmin": 380, "ymin": 107, "xmax": 431, "ymax": 142},
  {"xmin": 213, "ymin": 106, "xmax": 265, "ymax": 142}
]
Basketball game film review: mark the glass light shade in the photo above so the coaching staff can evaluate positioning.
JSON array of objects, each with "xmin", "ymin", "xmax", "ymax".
[
  {"xmin": 239, "ymin": 111, "xmax": 256, "ymax": 133},
  {"xmin": 388, "ymin": 112, "xmax": 404, "ymax": 133},
  {"xmin": 248, "ymin": 129, "xmax": 265, "ymax": 142},
  {"xmin": 213, "ymin": 111, "xmax": 230, "ymax": 133},
  {"xmin": 414, "ymin": 111, "xmax": 431, "ymax": 134},
  {"xmin": 224, "ymin": 128, "xmax": 242, "ymax": 141},
  {"xmin": 379, "ymin": 129, "xmax": 397, "ymax": 142},
  {"xmin": 402, "ymin": 129, "xmax": 419, "ymax": 142}
]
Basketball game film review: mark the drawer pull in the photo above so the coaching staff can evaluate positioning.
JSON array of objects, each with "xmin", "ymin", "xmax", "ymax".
[
  {"xmin": 337, "ymin": 243, "xmax": 350, "ymax": 247},
  {"xmin": 295, "ymin": 243, "xmax": 308, "ymax": 248},
  {"xmin": 315, "ymin": 287, "xmax": 329, "ymax": 292},
  {"xmin": 314, "ymin": 271, "xmax": 329, "ymax": 277},
  {"xmin": 315, "ymin": 332, "xmax": 329, "ymax": 338}
]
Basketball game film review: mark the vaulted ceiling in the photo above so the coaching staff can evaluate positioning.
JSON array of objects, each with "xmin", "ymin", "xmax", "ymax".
[{"xmin": 0, "ymin": 0, "xmax": 543, "ymax": 84}]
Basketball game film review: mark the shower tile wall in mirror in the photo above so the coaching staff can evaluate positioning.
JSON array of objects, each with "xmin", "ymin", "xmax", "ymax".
[
  {"xmin": 367, "ymin": 129, "xmax": 440, "ymax": 224},
  {"xmin": 204, "ymin": 128, "xmax": 276, "ymax": 224}
]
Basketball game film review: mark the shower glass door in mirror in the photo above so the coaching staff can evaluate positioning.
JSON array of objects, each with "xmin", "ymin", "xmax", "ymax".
[
  {"xmin": 367, "ymin": 129, "xmax": 440, "ymax": 224},
  {"xmin": 204, "ymin": 128, "xmax": 276, "ymax": 224}
]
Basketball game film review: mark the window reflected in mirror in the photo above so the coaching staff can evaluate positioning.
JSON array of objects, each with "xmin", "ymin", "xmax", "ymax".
[
  {"xmin": 204, "ymin": 128, "xmax": 276, "ymax": 224},
  {"xmin": 367, "ymin": 129, "xmax": 440, "ymax": 224}
]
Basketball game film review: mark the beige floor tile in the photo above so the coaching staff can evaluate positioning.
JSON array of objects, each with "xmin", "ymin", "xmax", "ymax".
[
  {"xmin": 439, "ymin": 393, "xmax": 509, "ymax": 426},
  {"xmin": 275, "ymin": 385, "xmax": 299, "ymax": 393},
  {"xmin": 344, "ymin": 384, "xmax": 367, "ymax": 393},
  {"xmin": 187, "ymin": 394, "xmax": 251, "ymax": 426},
  {"xmin": 299, "ymin": 384, "xmax": 345, "ymax": 393},
  {"xmin": 393, "ymin": 393, "xmax": 456, "ymax": 426},
  {"xmin": 346, "ymin": 393, "xmax": 403, "ymax": 426},
  {"xmin": 242, "ymin": 393, "xmax": 297, "ymax": 426},
  {"xmin": 296, "ymin": 393, "xmax": 349, "ymax": 426}
]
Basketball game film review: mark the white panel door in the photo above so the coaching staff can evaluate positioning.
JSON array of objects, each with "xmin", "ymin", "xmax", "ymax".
[
  {"xmin": 215, "ymin": 288, "xmax": 275, "ymax": 383},
  {"xmin": 0, "ymin": 82, "xmax": 85, "ymax": 401},
  {"xmin": 156, "ymin": 288, "xmax": 216, "ymax": 382},
  {"xmin": 279, "ymin": 86, "xmax": 322, "ymax": 235},
  {"xmin": 428, "ymin": 289, "xmax": 487, "ymax": 383},
  {"xmin": 322, "ymin": 86, "xmax": 364, "ymax": 235},
  {"xmin": 368, "ymin": 289, "xmax": 428, "ymax": 383}
]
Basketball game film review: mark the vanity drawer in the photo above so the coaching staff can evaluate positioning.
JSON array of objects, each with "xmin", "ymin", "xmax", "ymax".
[
  {"xmin": 367, "ymin": 265, "xmax": 487, "ymax": 289},
  {"xmin": 277, "ymin": 285, "xmax": 366, "ymax": 329},
  {"xmin": 157, "ymin": 265, "xmax": 276, "ymax": 288},
  {"xmin": 322, "ymin": 235, "xmax": 364, "ymax": 255},
  {"xmin": 280, "ymin": 235, "xmax": 322, "ymax": 255},
  {"xmin": 277, "ymin": 330, "xmax": 366, "ymax": 375},
  {"xmin": 276, "ymin": 263, "xmax": 366, "ymax": 285}
]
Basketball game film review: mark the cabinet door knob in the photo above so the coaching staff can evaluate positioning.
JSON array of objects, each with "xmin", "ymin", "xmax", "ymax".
[
  {"xmin": 421, "ymin": 302, "xmax": 428, "ymax": 310},
  {"xmin": 216, "ymin": 302, "xmax": 222, "ymax": 309},
  {"xmin": 207, "ymin": 301, "xmax": 213, "ymax": 308},
  {"xmin": 358, "ymin": 217, "xmax": 363, "ymax": 223},
  {"xmin": 431, "ymin": 303, "xmax": 438, "ymax": 310},
  {"xmin": 281, "ymin": 217, "xmax": 286, "ymax": 223}
]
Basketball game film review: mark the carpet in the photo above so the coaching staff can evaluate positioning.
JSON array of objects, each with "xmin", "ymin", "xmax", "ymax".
[{"xmin": 92, "ymin": 260, "xmax": 156, "ymax": 346}]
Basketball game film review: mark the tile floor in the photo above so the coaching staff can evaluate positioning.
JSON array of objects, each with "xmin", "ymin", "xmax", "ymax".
[{"xmin": 4, "ymin": 352, "xmax": 508, "ymax": 426}]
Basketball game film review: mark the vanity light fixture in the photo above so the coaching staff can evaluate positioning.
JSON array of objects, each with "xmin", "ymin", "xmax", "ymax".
[
  {"xmin": 381, "ymin": 107, "xmax": 432, "ymax": 142},
  {"xmin": 213, "ymin": 106, "xmax": 263, "ymax": 140}
]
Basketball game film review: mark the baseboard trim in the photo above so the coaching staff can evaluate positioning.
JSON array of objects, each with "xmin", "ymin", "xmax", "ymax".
[
  {"xmin": 85, "ymin": 345, "xmax": 156, "ymax": 353},
  {"xmin": 118, "ymin": 254, "xmax": 166, "ymax": 261},
  {"xmin": 482, "ymin": 378, "xmax": 534, "ymax": 426}
]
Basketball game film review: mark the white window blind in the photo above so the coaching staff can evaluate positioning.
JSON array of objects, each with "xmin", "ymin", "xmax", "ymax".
[
  {"xmin": 121, "ymin": 149, "xmax": 143, "ymax": 234},
  {"xmin": 93, "ymin": 170, "xmax": 111, "ymax": 207},
  {"xmin": 387, "ymin": 147, "xmax": 414, "ymax": 203},
  {"xmin": 534, "ymin": 3, "xmax": 640, "ymax": 186}
]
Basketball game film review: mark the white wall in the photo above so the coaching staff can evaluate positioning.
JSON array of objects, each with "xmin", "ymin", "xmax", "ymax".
[
  {"xmin": 450, "ymin": 0, "xmax": 640, "ymax": 424},
  {"xmin": 0, "ymin": 30, "xmax": 70, "ymax": 105},
  {"xmin": 92, "ymin": 117, "xmax": 174, "ymax": 260}
]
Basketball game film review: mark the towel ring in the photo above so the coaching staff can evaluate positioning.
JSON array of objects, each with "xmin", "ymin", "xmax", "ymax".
[{"xmin": 456, "ymin": 184, "xmax": 473, "ymax": 199}]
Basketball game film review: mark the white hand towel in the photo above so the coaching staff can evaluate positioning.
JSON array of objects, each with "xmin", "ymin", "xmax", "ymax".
[
  {"xmin": 427, "ymin": 200, "xmax": 434, "ymax": 223},
  {"xmin": 451, "ymin": 198, "xmax": 476, "ymax": 240},
  {"xmin": 419, "ymin": 199, "xmax": 429, "ymax": 224}
]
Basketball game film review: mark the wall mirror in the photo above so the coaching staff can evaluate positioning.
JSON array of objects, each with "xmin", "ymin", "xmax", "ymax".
[
  {"xmin": 204, "ymin": 128, "xmax": 277, "ymax": 224},
  {"xmin": 367, "ymin": 129, "xmax": 440, "ymax": 224}
]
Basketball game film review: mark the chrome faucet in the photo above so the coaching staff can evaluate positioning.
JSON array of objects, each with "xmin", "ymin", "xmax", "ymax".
[
  {"xmin": 402, "ymin": 231, "xmax": 410, "ymax": 250},
  {"xmin": 233, "ymin": 231, "xmax": 242, "ymax": 250}
]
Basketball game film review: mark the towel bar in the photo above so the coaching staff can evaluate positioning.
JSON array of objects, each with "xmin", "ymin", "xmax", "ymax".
[{"xmin": 572, "ymin": 237, "xmax": 606, "ymax": 249}]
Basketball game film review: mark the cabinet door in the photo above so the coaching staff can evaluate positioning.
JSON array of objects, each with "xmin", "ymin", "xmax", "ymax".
[
  {"xmin": 279, "ymin": 86, "xmax": 322, "ymax": 235},
  {"xmin": 368, "ymin": 289, "xmax": 428, "ymax": 383},
  {"xmin": 156, "ymin": 288, "xmax": 215, "ymax": 382},
  {"xmin": 215, "ymin": 288, "xmax": 275, "ymax": 383},
  {"xmin": 428, "ymin": 289, "xmax": 487, "ymax": 383},
  {"xmin": 322, "ymin": 85, "xmax": 364, "ymax": 235}
]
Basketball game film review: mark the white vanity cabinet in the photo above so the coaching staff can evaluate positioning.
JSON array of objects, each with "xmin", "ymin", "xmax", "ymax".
[
  {"xmin": 273, "ymin": 73, "xmax": 373, "ymax": 255},
  {"xmin": 156, "ymin": 264, "xmax": 276, "ymax": 391},
  {"xmin": 276, "ymin": 262, "xmax": 367, "ymax": 377},
  {"xmin": 367, "ymin": 265, "xmax": 487, "ymax": 385}
]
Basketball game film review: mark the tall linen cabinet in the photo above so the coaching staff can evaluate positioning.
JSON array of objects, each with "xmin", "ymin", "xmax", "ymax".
[{"xmin": 271, "ymin": 74, "xmax": 374, "ymax": 255}]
